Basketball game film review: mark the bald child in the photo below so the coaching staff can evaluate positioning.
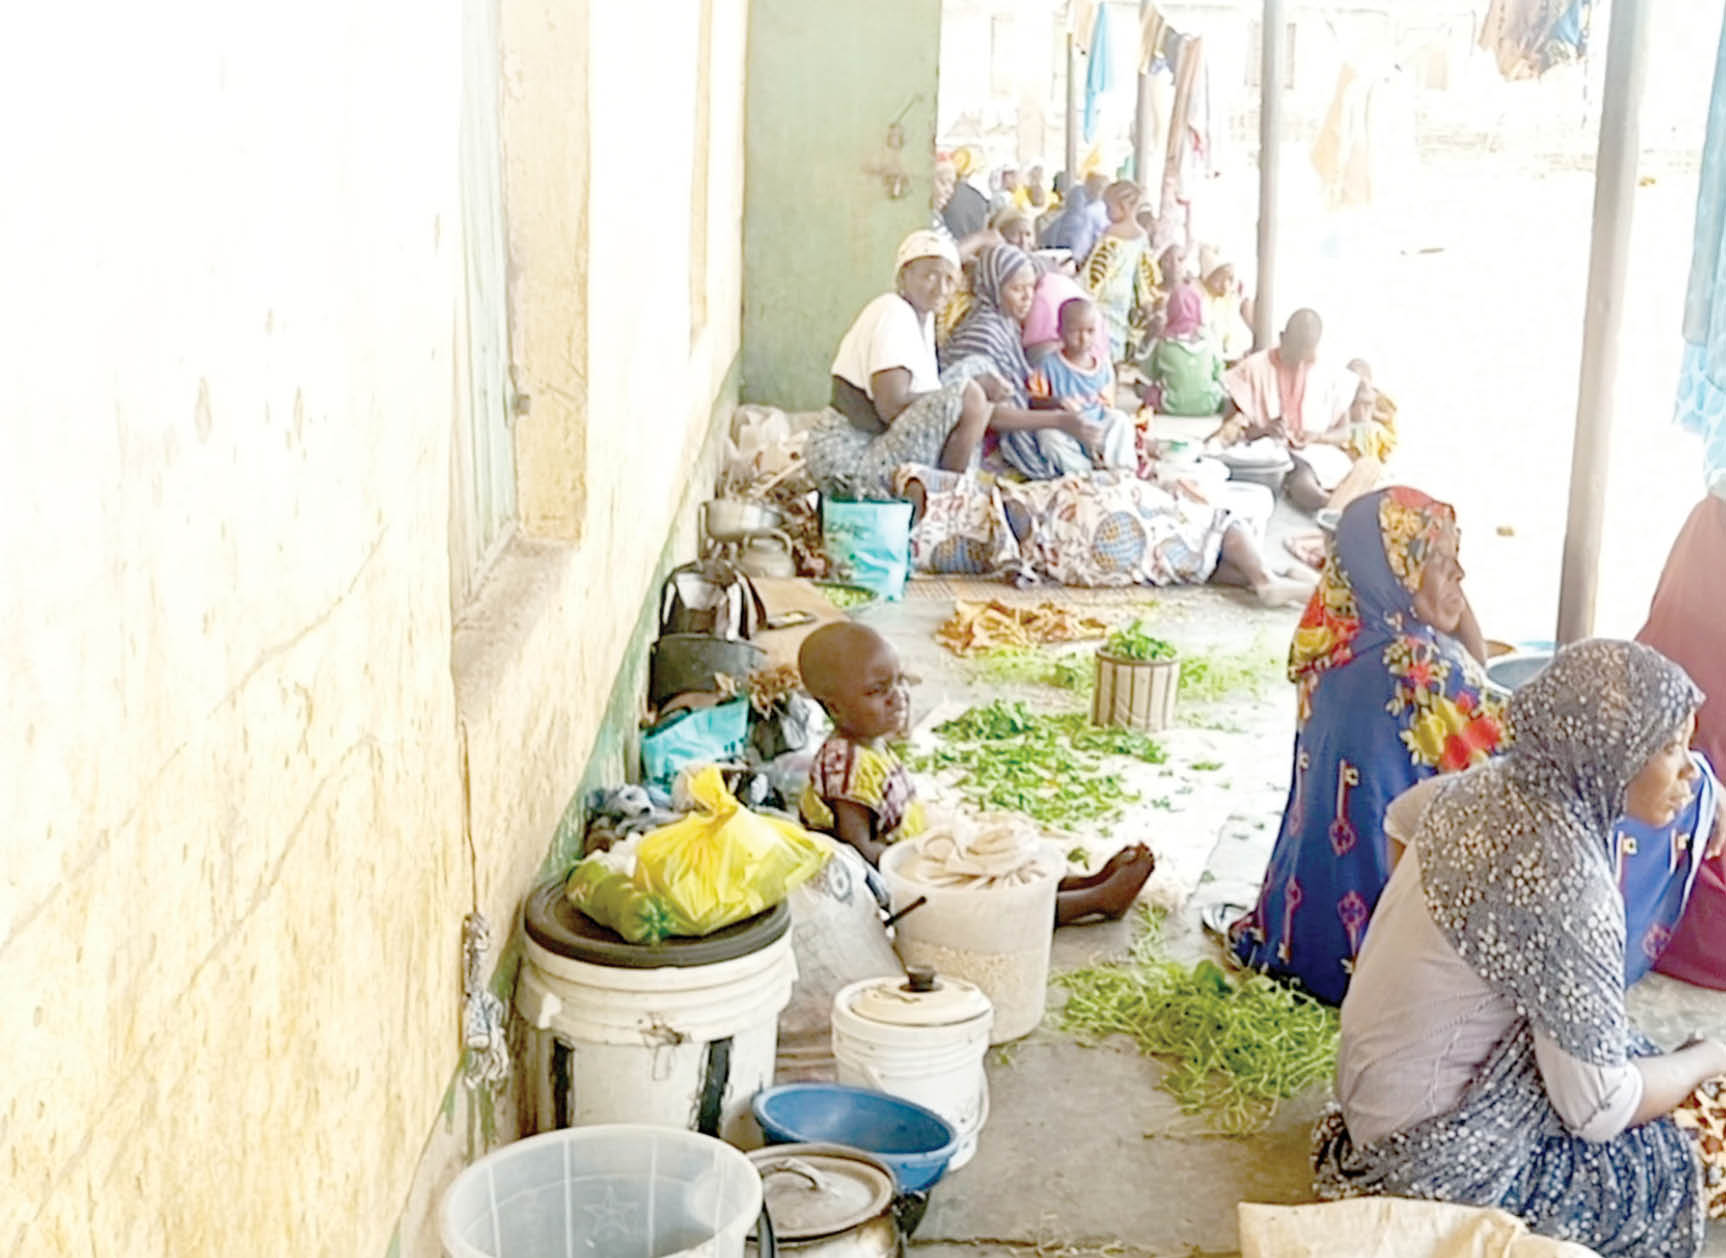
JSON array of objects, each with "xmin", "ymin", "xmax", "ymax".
[
  {"xmin": 798, "ymin": 623, "xmax": 925, "ymax": 867},
  {"xmin": 797, "ymin": 623, "xmax": 1157, "ymax": 924}
]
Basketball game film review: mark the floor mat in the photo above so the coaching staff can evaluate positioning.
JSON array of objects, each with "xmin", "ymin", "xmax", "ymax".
[{"xmin": 904, "ymin": 575, "xmax": 1164, "ymax": 605}]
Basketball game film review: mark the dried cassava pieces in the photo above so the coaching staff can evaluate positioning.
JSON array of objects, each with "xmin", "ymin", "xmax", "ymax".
[{"xmin": 935, "ymin": 599, "xmax": 1109, "ymax": 658}]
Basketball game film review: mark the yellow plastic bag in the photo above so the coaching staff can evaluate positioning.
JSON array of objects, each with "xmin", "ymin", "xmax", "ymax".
[{"xmin": 568, "ymin": 766, "xmax": 828, "ymax": 944}]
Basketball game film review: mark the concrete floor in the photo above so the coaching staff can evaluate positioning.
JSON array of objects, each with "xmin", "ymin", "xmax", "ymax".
[{"xmin": 854, "ymin": 577, "xmax": 1726, "ymax": 1258}]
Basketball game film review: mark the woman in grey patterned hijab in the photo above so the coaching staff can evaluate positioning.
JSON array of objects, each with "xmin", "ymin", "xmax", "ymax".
[{"xmin": 1316, "ymin": 639, "xmax": 1716, "ymax": 1258}]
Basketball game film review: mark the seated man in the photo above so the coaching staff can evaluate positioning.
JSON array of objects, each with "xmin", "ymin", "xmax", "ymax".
[{"xmin": 1212, "ymin": 308, "xmax": 1372, "ymax": 513}]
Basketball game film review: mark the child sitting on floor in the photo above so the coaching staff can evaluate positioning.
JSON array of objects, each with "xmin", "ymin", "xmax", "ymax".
[
  {"xmin": 1011, "ymin": 297, "xmax": 1137, "ymax": 478},
  {"xmin": 1141, "ymin": 282, "xmax": 1225, "ymax": 417},
  {"xmin": 1197, "ymin": 250, "xmax": 1253, "ymax": 363},
  {"xmin": 798, "ymin": 621, "xmax": 1154, "ymax": 924},
  {"xmin": 798, "ymin": 622, "xmax": 926, "ymax": 868}
]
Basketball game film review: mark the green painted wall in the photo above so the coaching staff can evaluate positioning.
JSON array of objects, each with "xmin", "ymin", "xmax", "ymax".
[{"xmin": 740, "ymin": 0, "xmax": 943, "ymax": 410}]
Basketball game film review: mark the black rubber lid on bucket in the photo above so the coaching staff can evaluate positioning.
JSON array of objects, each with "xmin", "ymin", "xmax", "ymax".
[{"xmin": 524, "ymin": 875, "xmax": 790, "ymax": 968}]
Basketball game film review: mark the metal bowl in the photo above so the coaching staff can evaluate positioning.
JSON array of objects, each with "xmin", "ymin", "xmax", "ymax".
[
  {"xmin": 1228, "ymin": 463, "xmax": 1291, "ymax": 493},
  {"xmin": 1216, "ymin": 444, "xmax": 1293, "ymax": 472},
  {"xmin": 703, "ymin": 498, "xmax": 782, "ymax": 543}
]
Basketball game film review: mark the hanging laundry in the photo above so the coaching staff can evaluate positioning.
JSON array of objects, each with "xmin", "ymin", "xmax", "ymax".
[
  {"xmin": 1477, "ymin": 0, "xmax": 1593, "ymax": 82},
  {"xmin": 1138, "ymin": 4, "xmax": 1167, "ymax": 75},
  {"xmin": 1311, "ymin": 64, "xmax": 1373, "ymax": 209},
  {"xmin": 1678, "ymin": 8, "xmax": 1726, "ymax": 493},
  {"xmin": 1083, "ymin": 3, "xmax": 1113, "ymax": 143},
  {"xmin": 1157, "ymin": 32, "xmax": 1204, "ymax": 250},
  {"xmin": 1071, "ymin": 0, "xmax": 1099, "ymax": 52}
]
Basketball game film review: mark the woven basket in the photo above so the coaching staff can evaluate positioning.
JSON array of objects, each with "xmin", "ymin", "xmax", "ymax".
[{"xmin": 1091, "ymin": 650, "xmax": 1180, "ymax": 732}]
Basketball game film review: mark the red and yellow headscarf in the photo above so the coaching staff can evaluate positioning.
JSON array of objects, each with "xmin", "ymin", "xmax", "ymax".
[{"xmin": 1290, "ymin": 486, "xmax": 1456, "ymax": 687}]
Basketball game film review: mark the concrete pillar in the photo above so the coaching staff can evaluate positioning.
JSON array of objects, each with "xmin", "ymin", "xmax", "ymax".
[
  {"xmin": 1065, "ymin": 32, "xmax": 1081, "ymax": 181},
  {"xmin": 1253, "ymin": 0, "xmax": 1285, "ymax": 350},
  {"xmin": 1134, "ymin": 2, "xmax": 1155, "ymax": 183},
  {"xmin": 1555, "ymin": 0, "xmax": 1651, "ymax": 644}
]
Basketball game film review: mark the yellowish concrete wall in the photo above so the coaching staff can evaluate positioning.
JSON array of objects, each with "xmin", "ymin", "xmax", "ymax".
[{"xmin": 1, "ymin": 1, "xmax": 749, "ymax": 1254}]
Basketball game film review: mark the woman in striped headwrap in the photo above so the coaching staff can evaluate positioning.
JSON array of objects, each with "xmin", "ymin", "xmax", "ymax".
[{"xmin": 942, "ymin": 243, "xmax": 1124, "ymax": 480}]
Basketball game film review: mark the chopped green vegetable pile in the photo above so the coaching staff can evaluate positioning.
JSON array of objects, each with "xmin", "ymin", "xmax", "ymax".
[
  {"xmin": 969, "ymin": 647, "xmax": 1095, "ymax": 695},
  {"xmin": 1055, "ymin": 909, "xmax": 1339, "ymax": 1134},
  {"xmin": 903, "ymin": 699, "xmax": 1166, "ymax": 828},
  {"xmin": 967, "ymin": 633, "xmax": 1281, "ymax": 713},
  {"xmin": 1103, "ymin": 619, "xmax": 1179, "ymax": 662},
  {"xmin": 1177, "ymin": 643, "xmax": 1282, "ymax": 704},
  {"xmin": 818, "ymin": 584, "xmax": 876, "ymax": 609}
]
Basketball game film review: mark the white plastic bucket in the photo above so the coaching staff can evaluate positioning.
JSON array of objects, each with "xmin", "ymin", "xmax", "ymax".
[
  {"xmin": 440, "ymin": 1125, "xmax": 762, "ymax": 1258},
  {"xmin": 878, "ymin": 842, "xmax": 1060, "ymax": 1044},
  {"xmin": 830, "ymin": 977, "xmax": 993, "ymax": 1169},
  {"xmin": 517, "ymin": 929, "xmax": 797, "ymax": 1145}
]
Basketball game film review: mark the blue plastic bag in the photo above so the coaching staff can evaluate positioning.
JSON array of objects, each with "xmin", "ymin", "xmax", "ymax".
[
  {"xmin": 823, "ymin": 498, "xmax": 913, "ymax": 600},
  {"xmin": 639, "ymin": 698, "xmax": 749, "ymax": 790}
]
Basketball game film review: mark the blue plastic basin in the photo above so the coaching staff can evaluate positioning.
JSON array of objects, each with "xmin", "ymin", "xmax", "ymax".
[
  {"xmin": 1486, "ymin": 650, "xmax": 1554, "ymax": 693},
  {"xmin": 751, "ymin": 1084, "xmax": 959, "ymax": 1193}
]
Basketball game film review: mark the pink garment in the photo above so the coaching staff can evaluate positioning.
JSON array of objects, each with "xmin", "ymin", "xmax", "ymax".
[
  {"xmin": 1222, "ymin": 349, "xmax": 1359, "ymax": 440},
  {"xmin": 1163, "ymin": 283, "xmax": 1204, "ymax": 339},
  {"xmin": 1022, "ymin": 272, "xmax": 1110, "ymax": 364},
  {"xmin": 1645, "ymin": 496, "xmax": 1726, "ymax": 989}
]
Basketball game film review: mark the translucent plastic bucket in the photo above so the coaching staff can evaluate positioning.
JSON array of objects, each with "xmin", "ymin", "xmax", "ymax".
[{"xmin": 441, "ymin": 1126, "xmax": 763, "ymax": 1258}]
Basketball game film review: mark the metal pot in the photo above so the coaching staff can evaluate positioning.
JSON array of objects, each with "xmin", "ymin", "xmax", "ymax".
[
  {"xmin": 703, "ymin": 498, "xmax": 783, "ymax": 545},
  {"xmin": 746, "ymin": 1144, "xmax": 927, "ymax": 1258},
  {"xmin": 648, "ymin": 634, "xmax": 766, "ymax": 709},
  {"xmin": 736, "ymin": 532, "xmax": 798, "ymax": 580}
]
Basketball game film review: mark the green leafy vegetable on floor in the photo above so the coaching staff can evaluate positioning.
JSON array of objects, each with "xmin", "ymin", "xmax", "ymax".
[
  {"xmin": 1176, "ymin": 642, "xmax": 1283, "ymax": 705},
  {"xmin": 969, "ymin": 646, "xmax": 1095, "ymax": 695},
  {"xmin": 968, "ymin": 635, "xmax": 1281, "ymax": 711},
  {"xmin": 818, "ymin": 584, "xmax": 876, "ymax": 610},
  {"xmin": 1103, "ymin": 619, "xmax": 1179, "ymax": 662},
  {"xmin": 904, "ymin": 699, "xmax": 1166, "ymax": 828},
  {"xmin": 1047, "ymin": 653, "xmax": 1095, "ymax": 694},
  {"xmin": 1190, "ymin": 760, "xmax": 1224, "ymax": 772},
  {"xmin": 1055, "ymin": 908, "xmax": 1339, "ymax": 1135}
]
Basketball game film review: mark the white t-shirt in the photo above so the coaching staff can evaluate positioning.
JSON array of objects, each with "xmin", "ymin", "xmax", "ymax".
[
  {"xmin": 830, "ymin": 294, "xmax": 941, "ymax": 399},
  {"xmin": 1337, "ymin": 778, "xmax": 1643, "ymax": 1147}
]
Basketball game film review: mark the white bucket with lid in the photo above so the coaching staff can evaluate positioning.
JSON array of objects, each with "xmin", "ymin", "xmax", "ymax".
[
  {"xmin": 878, "ymin": 835, "xmax": 1061, "ymax": 1044},
  {"xmin": 830, "ymin": 969, "xmax": 994, "ymax": 1169},
  {"xmin": 517, "ymin": 878, "xmax": 797, "ymax": 1145}
]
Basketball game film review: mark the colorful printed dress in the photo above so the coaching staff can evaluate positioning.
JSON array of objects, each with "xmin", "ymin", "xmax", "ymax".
[
  {"xmin": 799, "ymin": 735, "xmax": 927, "ymax": 846},
  {"xmin": 1228, "ymin": 489, "xmax": 1509, "ymax": 1005},
  {"xmin": 1081, "ymin": 231, "xmax": 1159, "ymax": 363},
  {"xmin": 1230, "ymin": 487, "xmax": 1709, "ymax": 1003}
]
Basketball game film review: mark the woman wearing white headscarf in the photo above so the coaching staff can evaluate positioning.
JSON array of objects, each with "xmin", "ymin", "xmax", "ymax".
[
  {"xmin": 1316, "ymin": 639, "xmax": 1715, "ymax": 1257},
  {"xmin": 809, "ymin": 231, "xmax": 1097, "ymax": 501}
]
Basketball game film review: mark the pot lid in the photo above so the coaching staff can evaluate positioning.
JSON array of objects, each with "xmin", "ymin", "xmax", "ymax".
[
  {"xmin": 524, "ymin": 876, "xmax": 788, "ymax": 968},
  {"xmin": 842, "ymin": 967, "xmax": 993, "ymax": 1027},
  {"xmin": 747, "ymin": 1144, "xmax": 895, "ymax": 1239}
]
